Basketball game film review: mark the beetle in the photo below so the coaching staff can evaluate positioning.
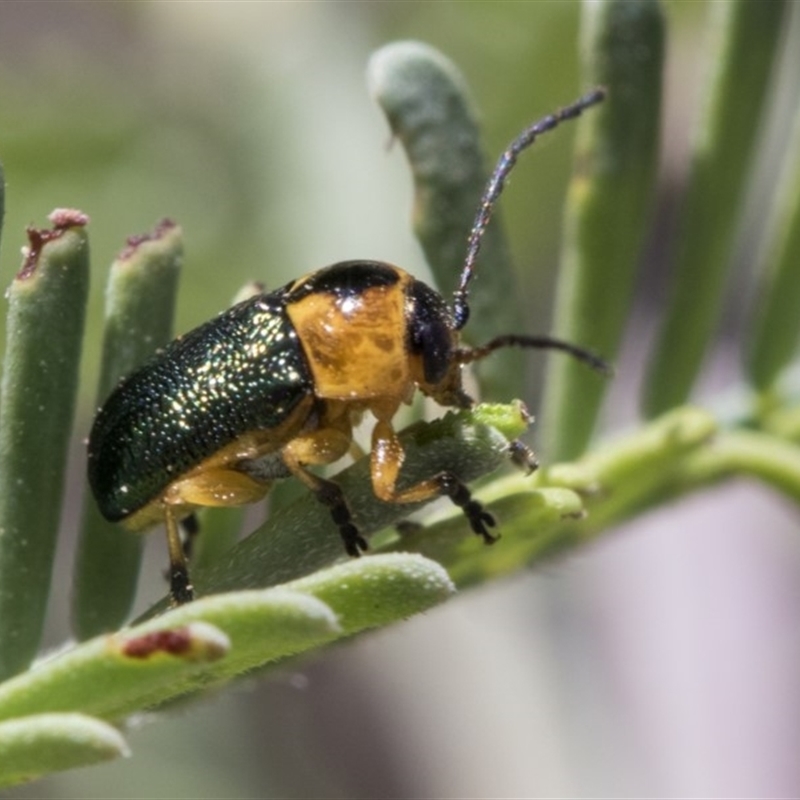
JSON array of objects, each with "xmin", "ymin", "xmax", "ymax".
[{"xmin": 88, "ymin": 88, "xmax": 608, "ymax": 605}]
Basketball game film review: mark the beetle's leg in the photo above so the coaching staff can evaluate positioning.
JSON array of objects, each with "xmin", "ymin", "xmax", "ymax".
[
  {"xmin": 166, "ymin": 468, "xmax": 272, "ymax": 509},
  {"xmin": 164, "ymin": 505, "xmax": 194, "ymax": 605},
  {"xmin": 509, "ymin": 439, "xmax": 538, "ymax": 474},
  {"xmin": 281, "ymin": 431, "xmax": 367, "ymax": 556},
  {"xmin": 369, "ymin": 417, "xmax": 497, "ymax": 544},
  {"xmin": 180, "ymin": 512, "xmax": 200, "ymax": 560}
]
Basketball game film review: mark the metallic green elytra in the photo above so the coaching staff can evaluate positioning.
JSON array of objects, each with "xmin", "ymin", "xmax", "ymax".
[
  {"xmin": 88, "ymin": 290, "xmax": 311, "ymax": 523},
  {"xmin": 88, "ymin": 89, "xmax": 608, "ymax": 606}
]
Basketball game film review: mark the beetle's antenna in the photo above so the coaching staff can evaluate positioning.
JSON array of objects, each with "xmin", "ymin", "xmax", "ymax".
[
  {"xmin": 456, "ymin": 333, "xmax": 612, "ymax": 376},
  {"xmin": 452, "ymin": 87, "xmax": 606, "ymax": 331}
]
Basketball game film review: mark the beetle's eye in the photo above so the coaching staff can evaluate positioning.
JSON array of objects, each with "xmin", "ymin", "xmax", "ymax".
[
  {"xmin": 418, "ymin": 320, "xmax": 451, "ymax": 384},
  {"xmin": 407, "ymin": 281, "xmax": 454, "ymax": 385}
]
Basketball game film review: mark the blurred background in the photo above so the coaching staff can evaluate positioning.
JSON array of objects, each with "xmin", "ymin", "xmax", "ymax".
[{"xmin": 2, "ymin": 1, "xmax": 800, "ymax": 796}]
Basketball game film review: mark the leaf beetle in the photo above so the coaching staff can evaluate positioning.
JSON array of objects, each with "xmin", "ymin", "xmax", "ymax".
[{"xmin": 87, "ymin": 88, "xmax": 608, "ymax": 605}]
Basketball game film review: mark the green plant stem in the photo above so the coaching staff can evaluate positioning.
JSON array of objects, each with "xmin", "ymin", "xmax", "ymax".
[
  {"xmin": 761, "ymin": 397, "xmax": 800, "ymax": 444},
  {"xmin": 0, "ymin": 212, "xmax": 90, "ymax": 681},
  {"xmin": 678, "ymin": 429, "xmax": 800, "ymax": 502},
  {"xmin": 0, "ymin": 599, "xmax": 323, "ymax": 723},
  {"xmin": 395, "ymin": 406, "xmax": 717, "ymax": 582},
  {"xmin": 388, "ymin": 407, "xmax": 800, "ymax": 585},
  {"xmin": 0, "ymin": 554, "xmax": 452, "ymax": 724},
  {"xmin": 73, "ymin": 221, "xmax": 183, "ymax": 639},
  {"xmin": 542, "ymin": 0, "xmax": 664, "ymax": 461},
  {"xmin": 368, "ymin": 40, "xmax": 524, "ymax": 399},
  {"xmin": 745, "ymin": 103, "xmax": 800, "ymax": 392},
  {"xmin": 643, "ymin": 0, "xmax": 787, "ymax": 417}
]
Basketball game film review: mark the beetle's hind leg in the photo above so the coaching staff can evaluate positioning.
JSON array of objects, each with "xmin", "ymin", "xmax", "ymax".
[
  {"xmin": 179, "ymin": 512, "xmax": 201, "ymax": 561},
  {"xmin": 164, "ymin": 506, "xmax": 194, "ymax": 605}
]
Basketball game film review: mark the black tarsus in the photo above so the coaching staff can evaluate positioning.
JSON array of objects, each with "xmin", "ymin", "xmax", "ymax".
[
  {"xmin": 170, "ymin": 564, "xmax": 194, "ymax": 605},
  {"xmin": 313, "ymin": 476, "xmax": 368, "ymax": 556},
  {"xmin": 434, "ymin": 471, "xmax": 498, "ymax": 544}
]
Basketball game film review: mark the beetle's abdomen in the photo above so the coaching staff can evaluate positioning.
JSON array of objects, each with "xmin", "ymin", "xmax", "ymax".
[{"xmin": 88, "ymin": 294, "xmax": 313, "ymax": 522}]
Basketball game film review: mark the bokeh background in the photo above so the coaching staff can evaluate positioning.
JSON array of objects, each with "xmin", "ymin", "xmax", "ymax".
[{"xmin": 2, "ymin": 1, "xmax": 800, "ymax": 797}]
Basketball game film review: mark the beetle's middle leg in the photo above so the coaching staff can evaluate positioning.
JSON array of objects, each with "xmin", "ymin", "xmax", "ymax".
[
  {"xmin": 369, "ymin": 412, "xmax": 497, "ymax": 544},
  {"xmin": 281, "ymin": 427, "xmax": 367, "ymax": 557}
]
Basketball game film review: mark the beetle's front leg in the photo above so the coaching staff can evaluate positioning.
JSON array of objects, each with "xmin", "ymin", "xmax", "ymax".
[
  {"xmin": 370, "ymin": 418, "xmax": 497, "ymax": 544},
  {"xmin": 508, "ymin": 438, "xmax": 538, "ymax": 474}
]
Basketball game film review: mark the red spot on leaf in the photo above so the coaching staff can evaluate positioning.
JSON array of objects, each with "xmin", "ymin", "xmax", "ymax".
[
  {"xmin": 119, "ymin": 218, "xmax": 177, "ymax": 260},
  {"xmin": 17, "ymin": 209, "xmax": 89, "ymax": 280},
  {"xmin": 122, "ymin": 628, "xmax": 193, "ymax": 659}
]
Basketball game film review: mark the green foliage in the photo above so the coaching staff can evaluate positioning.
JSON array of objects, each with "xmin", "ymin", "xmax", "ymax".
[
  {"xmin": 0, "ymin": 216, "xmax": 90, "ymax": 678},
  {"xmin": 543, "ymin": 0, "xmax": 664, "ymax": 460},
  {"xmin": 643, "ymin": 0, "xmax": 789, "ymax": 416},
  {"xmin": 1, "ymin": 0, "xmax": 799, "ymax": 788}
]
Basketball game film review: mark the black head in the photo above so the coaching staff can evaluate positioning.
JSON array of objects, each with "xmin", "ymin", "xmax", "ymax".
[{"xmin": 406, "ymin": 278, "xmax": 456, "ymax": 385}]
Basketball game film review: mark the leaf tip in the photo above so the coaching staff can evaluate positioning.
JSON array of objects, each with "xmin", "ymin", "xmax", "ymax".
[
  {"xmin": 17, "ymin": 209, "xmax": 90, "ymax": 280},
  {"xmin": 118, "ymin": 218, "xmax": 180, "ymax": 261}
]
